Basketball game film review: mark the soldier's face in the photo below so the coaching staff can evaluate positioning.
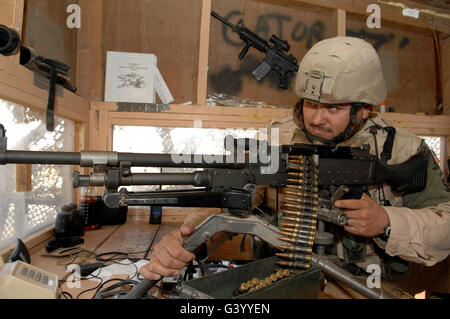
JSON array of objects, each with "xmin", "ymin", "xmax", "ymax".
[{"xmin": 302, "ymin": 99, "xmax": 370, "ymax": 140}]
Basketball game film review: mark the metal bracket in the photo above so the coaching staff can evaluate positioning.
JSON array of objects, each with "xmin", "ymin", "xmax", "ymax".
[
  {"xmin": 116, "ymin": 102, "xmax": 170, "ymax": 113},
  {"xmin": 34, "ymin": 72, "xmax": 63, "ymax": 97}
]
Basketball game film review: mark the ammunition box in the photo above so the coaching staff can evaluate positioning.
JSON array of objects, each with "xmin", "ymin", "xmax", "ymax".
[{"xmin": 176, "ymin": 256, "xmax": 320, "ymax": 299}]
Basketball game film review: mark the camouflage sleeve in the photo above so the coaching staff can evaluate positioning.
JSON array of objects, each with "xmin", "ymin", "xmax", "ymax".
[{"xmin": 384, "ymin": 142, "xmax": 450, "ymax": 266}]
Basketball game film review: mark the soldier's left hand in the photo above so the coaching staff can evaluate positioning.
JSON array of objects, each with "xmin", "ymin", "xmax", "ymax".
[{"xmin": 334, "ymin": 193, "xmax": 390, "ymax": 237}]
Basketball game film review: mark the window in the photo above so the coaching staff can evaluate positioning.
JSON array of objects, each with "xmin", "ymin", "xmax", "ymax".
[
  {"xmin": 0, "ymin": 99, "xmax": 74, "ymax": 249},
  {"xmin": 112, "ymin": 125, "xmax": 259, "ymax": 192}
]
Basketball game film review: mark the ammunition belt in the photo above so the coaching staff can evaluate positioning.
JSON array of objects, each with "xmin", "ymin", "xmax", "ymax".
[{"xmin": 276, "ymin": 155, "xmax": 318, "ymax": 270}]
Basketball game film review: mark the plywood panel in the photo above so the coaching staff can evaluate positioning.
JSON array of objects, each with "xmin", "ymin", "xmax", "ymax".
[
  {"xmin": 208, "ymin": 0, "xmax": 335, "ymax": 108},
  {"xmin": 103, "ymin": 0, "xmax": 203, "ymax": 104},
  {"xmin": 346, "ymin": 13, "xmax": 437, "ymax": 115},
  {"xmin": 22, "ymin": 0, "xmax": 79, "ymax": 83}
]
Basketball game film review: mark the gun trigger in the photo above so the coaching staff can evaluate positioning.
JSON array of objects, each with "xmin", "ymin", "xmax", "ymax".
[{"xmin": 331, "ymin": 185, "xmax": 350, "ymax": 203}]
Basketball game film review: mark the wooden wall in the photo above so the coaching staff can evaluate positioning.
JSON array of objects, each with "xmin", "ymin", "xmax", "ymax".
[
  {"xmin": 102, "ymin": 0, "xmax": 203, "ymax": 104},
  {"xmin": 20, "ymin": 0, "xmax": 449, "ymax": 115},
  {"xmin": 346, "ymin": 13, "xmax": 438, "ymax": 114},
  {"xmin": 22, "ymin": 0, "xmax": 79, "ymax": 83},
  {"xmin": 208, "ymin": 0, "xmax": 335, "ymax": 107}
]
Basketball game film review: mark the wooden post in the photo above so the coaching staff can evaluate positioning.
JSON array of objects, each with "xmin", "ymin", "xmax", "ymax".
[
  {"xmin": 76, "ymin": 0, "xmax": 104, "ymax": 101},
  {"xmin": 336, "ymin": 9, "xmax": 346, "ymax": 37},
  {"xmin": 15, "ymin": 164, "xmax": 32, "ymax": 192},
  {"xmin": 196, "ymin": 0, "xmax": 212, "ymax": 105}
]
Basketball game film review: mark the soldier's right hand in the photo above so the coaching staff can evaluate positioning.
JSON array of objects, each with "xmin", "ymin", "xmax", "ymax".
[{"xmin": 139, "ymin": 222, "xmax": 196, "ymax": 281}]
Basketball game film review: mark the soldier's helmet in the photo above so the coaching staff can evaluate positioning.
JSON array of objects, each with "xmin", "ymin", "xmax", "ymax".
[
  {"xmin": 293, "ymin": 37, "xmax": 387, "ymax": 144},
  {"xmin": 295, "ymin": 36, "xmax": 386, "ymax": 106}
]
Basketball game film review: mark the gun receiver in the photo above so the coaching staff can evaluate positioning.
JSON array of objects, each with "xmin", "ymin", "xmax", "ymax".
[{"xmin": 211, "ymin": 11, "xmax": 299, "ymax": 89}]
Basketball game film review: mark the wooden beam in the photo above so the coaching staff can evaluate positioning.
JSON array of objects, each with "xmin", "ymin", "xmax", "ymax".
[
  {"xmin": 0, "ymin": 62, "xmax": 90, "ymax": 123},
  {"xmin": 377, "ymin": 112, "xmax": 450, "ymax": 136},
  {"xmin": 336, "ymin": 9, "xmax": 346, "ymax": 36},
  {"xmin": 15, "ymin": 164, "xmax": 32, "ymax": 192},
  {"xmin": 76, "ymin": 0, "xmax": 104, "ymax": 101},
  {"xmin": 254, "ymin": 0, "xmax": 450, "ymax": 33},
  {"xmin": 196, "ymin": 0, "xmax": 212, "ymax": 105}
]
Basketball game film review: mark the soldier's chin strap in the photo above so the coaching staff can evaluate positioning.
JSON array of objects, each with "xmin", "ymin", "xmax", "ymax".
[{"xmin": 295, "ymin": 99, "xmax": 366, "ymax": 146}]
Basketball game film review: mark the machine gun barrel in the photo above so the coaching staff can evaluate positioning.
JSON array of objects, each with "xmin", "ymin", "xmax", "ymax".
[{"xmin": 1, "ymin": 150, "xmax": 247, "ymax": 169}]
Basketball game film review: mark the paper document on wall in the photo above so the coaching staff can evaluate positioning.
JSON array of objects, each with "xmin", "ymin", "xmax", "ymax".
[
  {"xmin": 105, "ymin": 51, "xmax": 157, "ymax": 103},
  {"xmin": 154, "ymin": 66, "xmax": 174, "ymax": 104}
]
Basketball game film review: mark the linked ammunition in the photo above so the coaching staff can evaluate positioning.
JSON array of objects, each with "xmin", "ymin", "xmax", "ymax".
[
  {"xmin": 275, "ymin": 252, "xmax": 312, "ymax": 262},
  {"xmin": 287, "ymin": 178, "xmax": 318, "ymax": 186},
  {"xmin": 252, "ymin": 277, "xmax": 259, "ymax": 286},
  {"xmin": 283, "ymin": 189, "xmax": 318, "ymax": 199},
  {"xmin": 281, "ymin": 203, "xmax": 317, "ymax": 211},
  {"xmin": 288, "ymin": 172, "xmax": 318, "ymax": 180},
  {"xmin": 279, "ymin": 236, "xmax": 315, "ymax": 246},
  {"xmin": 246, "ymin": 280, "xmax": 255, "ymax": 288},
  {"xmin": 275, "ymin": 270, "xmax": 284, "ymax": 279},
  {"xmin": 280, "ymin": 222, "xmax": 316, "ymax": 231},
  {"xmin": 278, "ymin": 227, "xmax": 312, "ymax": 237},
  {"xmin": 283, "ymin": 216, "xmax": 320, "ymax": 224},
  {"xmin": 276, "ymin": 260, "xmax": 311, "ymax": 270},
  {"xmin": 280, "ymin": 231, "xmax": 314, "ymax": 245},
  {"xmin": 275, "ymin": 244, "xmax": 313, "ymax": 254},
  {"xmin": 280, "ymin": 219, "xmax": 317, "ymax": 227},
  {"xmin": 282, "ymin": 197, "xmax": 319, "ymax": 206},
  {"xmin": 285, "ymin": 184, "xmax": 318, "ymax": 193},
  {"xmin": 282, "ymin": 209, "xmax": 317, "ymax": 219},
  {"xmin": 264, "ymin": 277, "xmax": 272, "ymax": 285}
]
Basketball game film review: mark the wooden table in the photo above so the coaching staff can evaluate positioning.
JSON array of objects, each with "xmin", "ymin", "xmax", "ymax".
[{"xmin": 4, "ymin": 210, "xmax": 390, "ymax": 299}]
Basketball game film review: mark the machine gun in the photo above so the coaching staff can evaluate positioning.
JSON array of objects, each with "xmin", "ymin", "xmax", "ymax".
[
  {"xmin": 211, "ymin": 11, "xmax": 299, "ymax": 89},
  {"xmin": 0, "ymin": 125, "xmax": 427, "ymax": 298}
]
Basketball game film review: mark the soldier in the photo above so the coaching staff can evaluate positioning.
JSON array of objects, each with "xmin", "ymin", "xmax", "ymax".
[{"xmin": 139, "ymin": 37, "xmax": 450, "ymax": 283}]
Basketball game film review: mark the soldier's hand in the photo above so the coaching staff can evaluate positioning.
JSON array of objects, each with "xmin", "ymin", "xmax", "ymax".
[
  {"xmin": 139, "ymin": 221, "xmax": 196, "ymax": 281},
  {"xmin": 334, "ymin": 193, "xmax": 390, "ymax": 237}
]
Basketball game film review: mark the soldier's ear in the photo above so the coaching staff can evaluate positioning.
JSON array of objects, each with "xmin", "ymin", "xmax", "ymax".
[{"xmin": 361, "ymin": 105, "xmax": 372, "ymax": 120}]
